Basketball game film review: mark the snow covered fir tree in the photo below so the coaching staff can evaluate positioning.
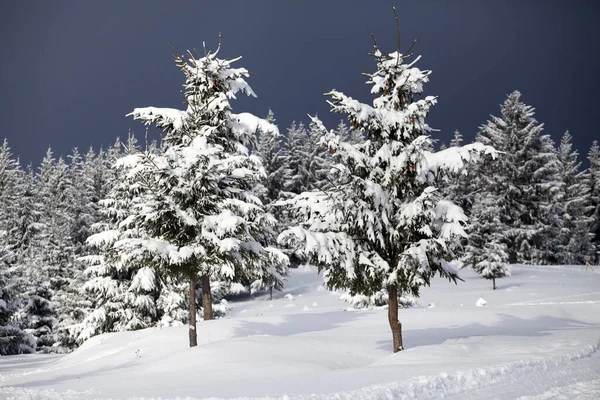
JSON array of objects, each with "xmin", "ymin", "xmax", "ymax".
[
  {"xmin": 0, "ymin": 143, "xmax": 37, "ymax": 354},
  {"xmin": 96, "ymin": 40, "xmax": 289, "ymax": 347},
  {"xmin": 463, "ymin": 193, "xmax": 511, "ymax": 290},
  {"xmin": 555, "ymin": 131, "xmax": 595, "ymax": 264},
  {"xmin": 278, "ymin": 17, "xmax": 497, "ymax": 352},
  {"xmin": 75, "ymin": 136, "xmax": 189, "ymax": 344},
  {"xmin": 588, "ymin": 140, "xmax": 600, "ymax": 257}
]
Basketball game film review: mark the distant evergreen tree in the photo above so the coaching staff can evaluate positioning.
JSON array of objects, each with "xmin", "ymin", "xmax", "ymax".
[
  {"xmin": 280, "ymin": 121, "xmax": 310, "ymax": 197},
  {"xmin": 50, "ymin": 148, "xmax": 100, "ymax": 350},
  {"xmin": 12, "ymin": 166, "xmax": 39, "ymax": 254},
  {"xmin": 0, "ymin": 259, "xmax": 35, "ymax": 355},
  {"xmin": 449, "ymin": 130, "xmax": 463, "ymax": 148},
  {"xmin": 279, "ymin": 117, "xmax": 332, "ymax": 198},
  {"xmin": 306, "ymin": 117, "xmax": 332, "ymax": 190},
  {"xmin": 21, "ymin": 282, "xmax": 56, "ymax": 350},
  {"xmin": 0, "ymin": 139, "xmax": 36, "ymax": 355},
  {"xmin": 0, "ymin": 139, "xmax": 25, "ymax": 260},
  {"xmin": 335, "ymin": 120, "xmax": 350, "ymax": 144},
  {"xmin": 335, "ymin": 119, "xmax": 363, "ymax": 145},
  {"xmin": 475, "ymin": 91, "xmax": 560, "ymax": 265},
  {"xmin": 531, "ymin": 134, "xmax": 562, "ymax": 264},
  {"xmin": 440, "ymin": 130, "xmax": 471, "ymax": 209},
  {"xmin": 36, "ymin": 150, "xmax": 79, "ymax": 350},
  {"xmin": 255, "ymin": 109, "xmax": 284, "ymax": 209},
  {"xmin": 69, "ymin": 148, "xmax": 99, "ymax": 251},
  {"xmin": 253, "ymin": 110, "xmax": 290, "ymax": 297},
  {"xmin": 76, "ymin": 136, "xmax": 188, "ymax": 343},
  {"xmin": 464, "ymin": 193, "xmax": 510, "ymax": 289},
  {"xmin": 556, "ymin": 132, "xmax": 594, "ymax": 264},
  {"xmin": 588, "ymin": 140, "xmax": 600, "ymax": 259}
]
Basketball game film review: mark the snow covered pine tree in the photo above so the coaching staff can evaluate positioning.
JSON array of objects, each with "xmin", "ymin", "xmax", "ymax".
[
  {"xmin": 464, "ymin": 193, "xmax": 511, "ymax": 290},
  {"xmin": 0, "ymin": 140, "xmax": 36, "ymax": 354},
  {"xmin": 588, "ymin": 141, "xmax": 600, "ymax": 258},
  {"xmin": 122, "ymin": 38, "xmax": 288, "ymax": 347},
  {"xmin": 255, "ymin": 109, "xmax": 285, "ymax": 212},
  {"xmin": 556, "ymin": 131, "xmax": 595, "ymax": 264},
  {"xmin": 279, "ymin": 11, "xmax": 496, "ymax": 353},
  {"xmin": 77, "ymin": 136, "xmax": 187, "ymax": 344},
  {"xmin": 475, "ymin": 91, "xmax": 561, "ymax": 265}
]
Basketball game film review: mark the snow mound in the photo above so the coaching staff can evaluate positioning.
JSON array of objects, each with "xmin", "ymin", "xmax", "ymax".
[{"xmin": 476, "ymin": 297, "xmax": 488, "ymax": 307}]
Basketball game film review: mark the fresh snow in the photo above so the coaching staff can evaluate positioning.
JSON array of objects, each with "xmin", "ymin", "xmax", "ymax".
[
  {"xmin": 476, "ymin": 297, "xmax": 488, "ymax": 307},
  {"xmin": 1, "ymin": 265, "xmax": 599, "ymax": 399}
]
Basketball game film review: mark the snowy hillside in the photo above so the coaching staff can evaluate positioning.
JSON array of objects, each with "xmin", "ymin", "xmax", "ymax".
[{"xmin": 1, "ymin": 264, "xmax": 599, "ymax": 400}]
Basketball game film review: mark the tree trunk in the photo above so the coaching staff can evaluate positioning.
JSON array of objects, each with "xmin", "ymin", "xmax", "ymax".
[
  {"xmin": 188, "ymin": 274, "xmax": 198, "ymax": 347},
  {"xmin": 201, "ymin": 274, "xmax": 213, "ymax": 320},
  {"xmin": 493, "ymin": 276, "xmax": 496, "ymax": 290},
  {"xmin": 387, "ymin": 284, "xmax": 403, "ymax": 353},
  {"xmin": 269, "ymin": 285, "xmax": 273, "ymax": 300}
]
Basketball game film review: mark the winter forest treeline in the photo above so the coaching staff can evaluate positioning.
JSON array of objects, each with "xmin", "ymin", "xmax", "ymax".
[{"xmin": 1, "ymin": 46, "xmax": 600, "ymax": 355}]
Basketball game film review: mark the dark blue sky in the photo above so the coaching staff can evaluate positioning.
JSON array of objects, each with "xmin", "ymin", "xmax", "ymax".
[{"xmin": 1, "ymin": 1, "xmax": 599, "ymax": 166}]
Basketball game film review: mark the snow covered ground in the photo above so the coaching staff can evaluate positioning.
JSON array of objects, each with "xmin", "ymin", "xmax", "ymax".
[{"xmin": 1, "ymin": 264, "xmax": 599, "ymax": 399}]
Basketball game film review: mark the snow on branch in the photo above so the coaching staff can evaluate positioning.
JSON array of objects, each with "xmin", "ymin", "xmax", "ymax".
[
  {"xmin": 278, "ymin": 226, "xmax": 356, "ymax": 279},
  {"xmin": 86, "ymin": 230, "xmax": 120, "ymax": 248},
  {"xmin": 420, "ymin": 142, "xmax": 498, "ymax": 182},
  {"xmin": 126, "ymin": 107, "xmax": 187, "ymax": 133},
  {"xmin": 230, "ymin": 112, "xmax": 279, "ymax": 137}
]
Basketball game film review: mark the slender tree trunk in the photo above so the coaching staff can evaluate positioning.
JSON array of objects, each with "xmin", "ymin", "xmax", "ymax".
[
  {"xmin": 269, "ymin": 285, "xmax": 273, "ymax": 300},
  {"xmin": 201, "ymin": 274, "xmax": 213, "ymax": 320},
  {"xmin": 493, "ymin": 277, "xmax": 496, "ymax": 290},
  {"xmin": 387, "ymin": 284, "xmax": 403, "ymax": 353},
  {"xmin": 188, "ymin": 274, "xmax": 198, "ymax": 347}
]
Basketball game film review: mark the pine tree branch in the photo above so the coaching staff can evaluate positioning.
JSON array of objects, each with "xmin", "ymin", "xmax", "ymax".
[
  {"xmin": 370, "ymin": 33, "xmax": 385, "ymax": 59},
  {"xmin": 167, "ymin": 43, "xmax": 184, "ymax": 61},
  {"xmin": 403, "ymin": 39, "xmax": 418, "ymax": 59}
]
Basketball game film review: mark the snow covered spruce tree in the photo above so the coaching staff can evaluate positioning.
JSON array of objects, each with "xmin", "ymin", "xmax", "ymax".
[
  {"xmin": 0, "ymin": 139, "xmax": 28, "ymax": 264},
  {"xmin": 279, "ymin": 19, "xmax": 496, "ymax": 353},
  {"xmin": 254, "ymin": 109, "xmax": 285, "ymax": 212},
  {"xmin": 439, "ymin": 130, "xmax": 473, "ymax": 211},
  {"xmin": 464, "ymin": 193, "xmax": 510, "ymax": 289},
  {"xmin": 76, "ymin": 136, "xmax": 187, "ymax": 343},
  {"xmin": 120, "ymin": 40, "xmax": 287, "ymax": 347},
  {"xmin": 556, "ymin": 132, "xmax": 595, "ymax": 264},
  {"xmin": 253, "ymin": 110, "xmax": 289, "ymax": 298},
  {"xmin": 0, "ymin": 139, "xmax": 36, "ymax": 355},
  {"xmin": 279, "ymin": 118, "xmax": 332, "ymax": 199},
  {"xmin": 0, "ymin": 259, "xmax": 35, "ymax": 355},
  {"xmin": 588, "ymin": 141, "xmax": 600, "ymax": 258},
  {"xmin": 335, "ymin": 119, "xmax": 364, "ymax": 145},
  {"xmin": 306, "ymin": 117, "xmax": 332, "ymax": 191},
  {"xmin": 279, "ymin": 121, "xmax": 310, "ymax": 197},
  {"xmin": 475, "ymin": 91, "xmax": 561, "ymax": 264}
]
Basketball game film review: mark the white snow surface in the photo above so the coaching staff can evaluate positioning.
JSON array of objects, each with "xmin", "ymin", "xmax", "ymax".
[{"xmin": 1, "ymin": 264, "xmax": 600, "ymax": 399}]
